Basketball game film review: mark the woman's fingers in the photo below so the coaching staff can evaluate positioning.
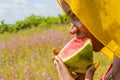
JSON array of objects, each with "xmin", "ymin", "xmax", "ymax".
[
  {"xmin": 55, "ymin": 56, "xmax": 74, "ymax": 80},
  {"xmin": 85, "ymin": 63, "xmax": 99, "ymax": 80},
  {"xmin": 54, "ymin": 56, "xmax": 99, "ymax": 80},
  {"xmin": 54, "ymin": 60, "xmax": 63, "ymax": 80}
]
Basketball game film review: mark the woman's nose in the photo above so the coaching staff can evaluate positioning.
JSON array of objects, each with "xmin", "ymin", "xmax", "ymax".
[{"xmin": 69, "ymin": 24, "xmax": 79, "ymax": 34}]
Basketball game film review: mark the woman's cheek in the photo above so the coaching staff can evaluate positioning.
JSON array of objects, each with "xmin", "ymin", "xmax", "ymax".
[{"xmin": 88, "ymin": 33, "xmax": 104, "ymax": 52}]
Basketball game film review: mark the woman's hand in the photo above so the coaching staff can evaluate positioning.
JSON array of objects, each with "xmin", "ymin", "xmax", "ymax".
[
  {"xmin": 54, "ymin": 56, "xmax": 74, "ymax": 80},
  {"xmin": 53, "ymin": 56, "xmax": 99, "ymax": 80}
]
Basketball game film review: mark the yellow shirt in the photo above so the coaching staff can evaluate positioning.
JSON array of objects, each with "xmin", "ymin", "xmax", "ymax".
[{"xmin": 61, "ymin": 0, "xmax": 120, "ymax": 60}]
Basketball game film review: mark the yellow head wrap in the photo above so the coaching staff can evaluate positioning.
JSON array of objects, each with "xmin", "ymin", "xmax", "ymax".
[{"xmin": 57, "ymin": 0, "xmax": 120, "ymax": 60}]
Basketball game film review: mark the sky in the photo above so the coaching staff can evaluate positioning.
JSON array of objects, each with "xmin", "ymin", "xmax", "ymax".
[{"xmin": 0, "ymin": 0, "xmax": 63, "ymax": 24}]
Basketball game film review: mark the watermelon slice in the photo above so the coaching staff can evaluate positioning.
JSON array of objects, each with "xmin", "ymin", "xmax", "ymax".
[{"xmin": 59, "ymin": 37, "xmax": 93, "ymax": 73}]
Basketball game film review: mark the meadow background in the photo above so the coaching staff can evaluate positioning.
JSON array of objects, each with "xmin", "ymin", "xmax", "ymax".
[{"xmin": 0, "ymin": 14, "xmax": 112, "ymax": 80}]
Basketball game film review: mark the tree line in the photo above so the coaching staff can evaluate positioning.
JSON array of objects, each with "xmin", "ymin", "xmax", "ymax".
[{"xmin": 0, "ymin": 14, "xmax": 70, "ymax": 33}]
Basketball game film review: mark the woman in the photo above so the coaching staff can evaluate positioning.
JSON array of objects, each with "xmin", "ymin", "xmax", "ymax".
[{"xmin": 53, "ymin": 0, "xmax": 120, "ymax": 80}]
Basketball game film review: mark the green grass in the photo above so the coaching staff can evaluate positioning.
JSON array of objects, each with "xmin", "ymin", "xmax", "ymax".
[
  {"xmin": 0, "ymin": 24, "xmax": 112, "ymax": 80},
  {"xmin": 93, "ymin": 52, "xmax": 112, "ymax": 79}
]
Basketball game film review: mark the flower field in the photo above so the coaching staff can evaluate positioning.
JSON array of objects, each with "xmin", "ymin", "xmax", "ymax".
[{"xmin": 0, "ymin": 24, "xmax": 111, "ymax": 80}]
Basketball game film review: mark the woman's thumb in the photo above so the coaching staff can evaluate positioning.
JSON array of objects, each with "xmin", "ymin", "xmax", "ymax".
[{"xmin": 85, "ymin": 63, "xmax": 99, "ymax": 80}]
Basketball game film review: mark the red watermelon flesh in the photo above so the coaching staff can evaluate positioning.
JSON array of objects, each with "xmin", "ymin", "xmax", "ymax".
[{"xmin": 60, "ymin": 37, "xmax": 89, "ymax": 60}]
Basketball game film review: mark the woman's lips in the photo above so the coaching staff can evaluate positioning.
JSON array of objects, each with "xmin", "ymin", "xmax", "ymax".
[{"xmin": 76, "ymin": 32, "xmax": 88, "ymax": 39}]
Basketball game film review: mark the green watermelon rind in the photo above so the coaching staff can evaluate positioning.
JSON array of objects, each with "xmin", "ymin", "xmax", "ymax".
[{"xmin": 59, "ymin": 39, "xmax": 93, "ymax": 73}]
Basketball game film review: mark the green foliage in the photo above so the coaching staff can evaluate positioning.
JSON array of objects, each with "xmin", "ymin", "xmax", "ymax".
[
  {"xmin": 0, "ymin": 20, "xmax": 9, "ymax": 33},
  {"xmin": 0, "ymin": 14, "xmax": 70, "ymax": 34},
  {"xmin": 58, "ymin": 14, "xmax": 70, "ymax": 24}
]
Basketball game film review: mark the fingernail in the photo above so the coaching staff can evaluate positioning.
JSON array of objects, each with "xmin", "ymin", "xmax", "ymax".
[
  {"xmin": 72, "ymin": 72, "xmax": 77, "ymax": 75},
  {"xmin": 94, "ymin": 63, "xmax": 100, "ymax": 69},
  {"xmin": 55, "ymin": 56, "xmax": 58, "ymax": 60},
  {"xmin": 53, "ymin": 48, "xmax": 59, "ymax": 55}
]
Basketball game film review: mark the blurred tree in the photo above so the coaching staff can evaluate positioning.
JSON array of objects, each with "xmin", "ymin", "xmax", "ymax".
[
  {"xmin": 0, "ymin": 14, "xmax": 70, "ymax": 34},
  {"xmin": 0, "ymin": 20, "xmax": 9, "ymax": 33}
]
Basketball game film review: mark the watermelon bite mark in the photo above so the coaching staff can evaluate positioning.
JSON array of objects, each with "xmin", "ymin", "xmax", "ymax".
[{"xmin": 59, "ymin": 37, "xmax": 90, "ymax": 60}]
